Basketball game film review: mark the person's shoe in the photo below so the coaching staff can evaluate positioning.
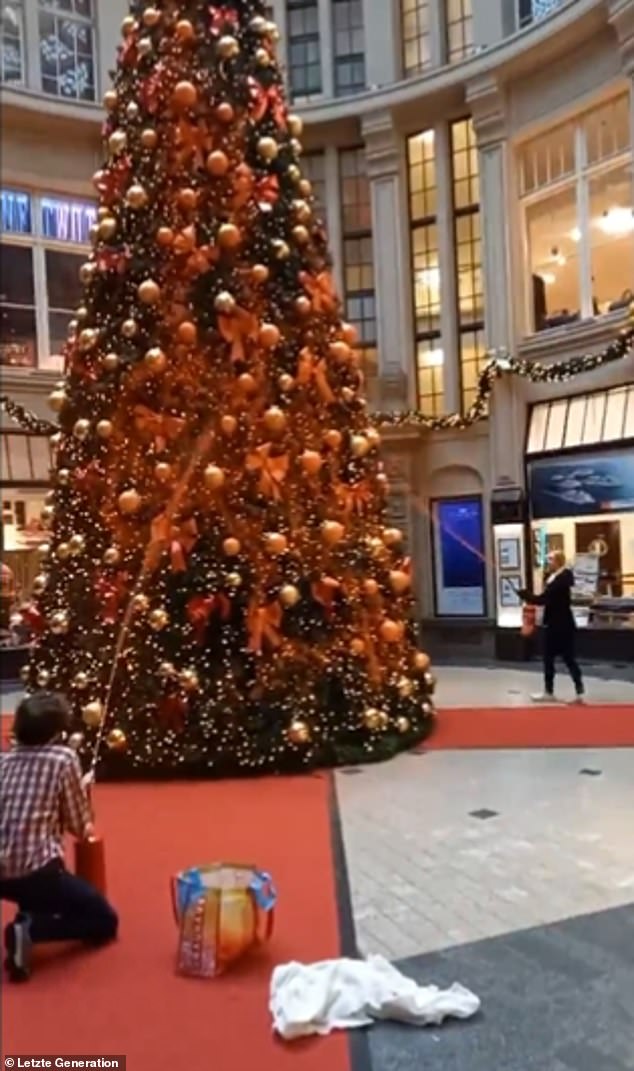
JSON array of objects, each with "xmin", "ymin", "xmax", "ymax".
[
  {"xmin": 4, "ymin": 915, "xmax": 32, "ymax": 982},
  {"xmin": 530, "ymin": 692, "xmax": 558, "ymax": 702},
  {"xmin": 567, "ymin": 694, "xmax": 586, "ymax": 705}
]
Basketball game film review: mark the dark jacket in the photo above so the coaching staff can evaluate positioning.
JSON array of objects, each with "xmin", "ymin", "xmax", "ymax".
[{"xmin": 522, "ymin": 568, "xmax": 576, "ymax": 633}]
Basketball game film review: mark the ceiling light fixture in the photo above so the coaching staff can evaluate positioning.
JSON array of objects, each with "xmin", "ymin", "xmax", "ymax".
[{"xmin": 598, "ymin": 206, "xmax": 634, "ymax": 236}]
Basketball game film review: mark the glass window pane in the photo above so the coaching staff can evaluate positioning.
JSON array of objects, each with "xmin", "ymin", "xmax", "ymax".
[
  {"xmin": 582, "ymin": 392, "xmax": 606, "ymax": 444},
  {"xmin": 588, "ymin": 163, "xmax": 634, "ymax": 316},
  {"xmin": 45, "ymin": 249, "xmax": 84, "ymax": 310},
  {"xmin": 0, "ymin": 244, "xmax": 35, "ymax": 305},
  {"xmin": 624, "ymin": 387, "xmax": 634, "ymax": 439},
  {"xmin": 543, "ymin": 399, "xmax": 567, "ymax": 451},
  {"xmin": 603, "ymin": 387, "xmax": 627, "ymax": 443},
  {"xmin": 526, "ymin": 186, "xmax": 580, "ymax": 331},
  {"xmin": 1, "ymin": 1, "xmax": 26, "ymax": 85},
  {"xmin": 563, "ymin": 395, "xmax": 586, "ymax": 448},
  {"xmin": 0, "ymin": 308, "xmax": 37, "ymax": 367},
  {"xmin": 527, "ymin": 402, "xmax": 549, "ymax": 454}
]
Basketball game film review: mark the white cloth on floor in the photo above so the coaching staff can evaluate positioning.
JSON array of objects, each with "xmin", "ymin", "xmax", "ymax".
[{"xmin": 270, "ymin": 955, "xmax": 481, "ymax": 1040}]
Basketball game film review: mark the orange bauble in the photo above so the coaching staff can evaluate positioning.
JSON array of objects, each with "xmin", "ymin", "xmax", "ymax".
[
  {"xmin": 207, "ymin": 150, "xmax": 230, "ymax": 176},
  {"xmin": 350, "ymin": 638, "xmax": 366, "ymax": 656},
  {"xmin": 216, "ymin": 102, "xmax": 235, "ymax": 123},
  {"xmin": 383, "ymin": 527, "xmax": 403, "ymax": 546},
  {"xmin": 218, "ymin": 223, "xmax": 241, "ymax": 249},
  {"xmin": 173, "ymin": 81, "xmax": 197, "ymax": 109},
  {"xmin": 203, "ymin": 464, "xmax": 226, "ymax": 490},
  {"xmin": 342, "ymin": 322, "xmax": 358, "ymax": 346},
  {"xmin": 324, "ymin": 429, "xmax": 342, "ymax": 451},
  {"xmin": 138, "ymin": 279, "xmax": 161, "ymax": 305},
  {"xmin": 350, "ymin": 434, "xmax": 370, "ymax": 458},
  {"xmin": 380, "ymin": 619, "xmax": 404, "ymax": 643},
  {"xmin": 118, "ymin": 489, "xmax": 141, "ymax": 514},
  {"xmin": 366, "ymin": 427, "xmax": 382, "ymax": 449},
  {"xmin": 259, "ymin": 323, "xmax": 281, "ymax": 349},
  {"xmin": 363, "ymin": 579, "xmax": 379, "ymax": 597},
  {"xmin": 222, "ymin": 537, "xmax": 241, "ymax": 556},
  {"xmin": 156, "ymin": 226, "xmax": 174, "ymax": 246},
  {"xmin": 280, "ymin": 584, "xmax": 300, "ymax": 608},
  {"xmin": 330, "ymin": 340, "xmax": 351, "ymax": 362},
  {"xmin": 300, "ymin": 450, "xmax": 323, "ymax": 475},
  {"xmin": 389, "ymin": 570, "xmax": 411, "ymax": 594},
  {"xmin": 321, "ymin": 520, "xmax": 345, "ymax": 546},
  {"xmin": 177, "ymin": 321, "xmax": 197, "ymax": 345},
  {"xmin": 265, "ymin": 532, "xmax": 288, "ymax": 556},
  {"xmin": 220, "ymin": 414, "xmax": 238, "ymax": 436},
  {"xmin": 238, "ymin": 372, "xmax": 256, "ymax": 394},
  {"xmin": 155, "ymin": 462, "xmax": 172, "ymax": 483},
  {"xmin": 295, "ymin": 295, "xmax": 312, "ymax": 316},
  {"xmin": 413, "ymin": 651, "xmax": 431, "ymax": 672},
  {"xmin": 177, "ymin": 187, "xmax": 198, "ymax": 211},
  {"xmin": 175, "ymin": 18, "xmax": 195, "ymax": 40},
  {"xmin": 263, "ymin": 406, "xmax": 286, "ymax": 433}
]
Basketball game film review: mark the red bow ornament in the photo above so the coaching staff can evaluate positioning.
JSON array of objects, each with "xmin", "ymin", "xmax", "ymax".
[
  {"xmin": 209, "ymin": 5, "xmax": 239, "ymax": 33},
  {"xmin": 248, "ymin": 77, "xmax": 286, "ymax": 128},
  {"xmin": 297, "ymin": 347, "xmax": 335, "ymax": 404},
  {"xmin": 186, "ymin": 593, "xmax": 230, "ymax": 643},
  {"xmin": 149, "ymin": 514, "xmax": 199, "ymax": 573},
  {"xmin": 218, "ymin": 307, "xmax": 258, "ymax": 363},
  {"xmin": 95, "ymin": 572, "xmax": 128, "ymax": 625}
]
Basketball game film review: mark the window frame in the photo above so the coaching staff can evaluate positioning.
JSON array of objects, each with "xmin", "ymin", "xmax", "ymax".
[
  {"xmin": 338, "ymin": 146, "xmax": 377, "ymax": 399},
  {"xmin": 400, "ymin": 0, "xmax": 431, "ymax": 78},
  {"xmin": 35, "ymin": 0, "xmax": 97, "ymax": 103},
  {"xmin": 450, "ymin": 117, "xmax": 485, "ymax": 414},
  {"xmin": 1, "ymin": 0, "xmax": 27, "ymax": 86},
  {"xmin": 286, "ymin": 0, "xmax": 322, "ymax": 100},
  {"xmin": 332, "ymin": 0, "xmax": 365, "ymax": 98}
]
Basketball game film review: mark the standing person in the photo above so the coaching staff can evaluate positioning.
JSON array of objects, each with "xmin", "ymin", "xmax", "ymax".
[
  {"xmin": 519, "ymin": 551, "xmax": 585, "ymax": 704},
  {"xmin": 0, "ymin": 692, "xmax": 118, "ymax": 982}
]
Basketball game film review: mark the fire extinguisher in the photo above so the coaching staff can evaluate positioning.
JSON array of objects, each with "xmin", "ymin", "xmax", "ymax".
[
  {"xmin": 74, "ymin": 782, "xmax": 107, "ymax": 895},
  {"xmin": 520, "ymin": 603, "xmax": 537, "ymax": 637}
]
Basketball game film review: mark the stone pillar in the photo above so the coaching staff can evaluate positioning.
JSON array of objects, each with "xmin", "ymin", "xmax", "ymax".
[
  {"xmin": 318, "ymin": 0, "xmax": 335, "ymax": 98},
  {"xmin": 362, "ymin": 110, "xmax": 415, "ymax": 409},
  {"xmin": 361, "ymin": 0, "xmax": 400, "ymax": 88},
  {"xmin": 472, "ymin": 0, "xmax": 506, "ymax": 52},
  {"xmin": 434, "ymin": 122, "xmax": 461, "ymax": 415},
  {"xmin": 323, "ymin": 146, "xmax": 344, "ymax": 296},
  {"xmin": 608, "ymin": 0, "xmax": 634, "ymax": 163},
  {"xmin": 467, "ymin": 75, "xmax": 524, "ymax": 489}
]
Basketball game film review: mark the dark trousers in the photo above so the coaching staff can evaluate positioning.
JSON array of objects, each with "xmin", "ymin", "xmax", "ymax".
[
  {"xmin": 0, "ymin": 858, "xmax": 118, "ymax": 944},
  {"xmin": 543, "ymin": 628, "xmax": 584, "ymax": 695}
]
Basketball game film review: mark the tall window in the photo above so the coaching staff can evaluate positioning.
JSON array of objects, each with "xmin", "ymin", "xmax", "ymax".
[
  {"xmin": 519, "ymin": 95, "xmax": 633, "ymax": 334},
  {"xmin": 1, "ymin": 0, "xmax": 25, "ymax": 85},
  {"xmin": 407, "ymin": 130, "xmax": 444, "ymax": 416},
  {"xmin": 286, "ymin": 0, "xmax": 322, "ymax": 98},
  {"xmin": 446, "ymin": 0, "xmax": 473, "ymax": 63},
  {"xmin": 37, "ymin": 0, "xmax": 96, "ymax": 101},
  {"xmin": 302, "ymin": 152, "xmax": 328, "ymax": 227},
  {"xmin": 401, "ymin": 0, "xmax": 431, "ymax": 77},
  {"xmin": 451, "ymin": 118, "xmax": 485, "ymax": 411},
  {"xmin": 332, "ymin": 0, "xmax": 365, "ymax": 97},
  {"xmin": 0, "ymin": 189, "xmax": 95, "ymax": 370},
  {"xmin": 339, "ymin": 148, "xmax": 376, "ymax": 395}
]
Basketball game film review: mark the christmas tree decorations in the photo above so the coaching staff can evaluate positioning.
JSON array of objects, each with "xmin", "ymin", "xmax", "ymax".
[{"xmin": 19, "ymin": 0, "xmax": 437, "ymax": 777}]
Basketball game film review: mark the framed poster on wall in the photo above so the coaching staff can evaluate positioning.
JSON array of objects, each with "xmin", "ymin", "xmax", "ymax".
[{"xmin": 431, "ymin": 496, "xmax": 486, "ymax": 617}]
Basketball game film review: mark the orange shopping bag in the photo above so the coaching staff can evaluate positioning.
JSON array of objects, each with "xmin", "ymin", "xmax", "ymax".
[{"xmin": 171, "ymin": 863, "xmax": 276, "ymax": 978}]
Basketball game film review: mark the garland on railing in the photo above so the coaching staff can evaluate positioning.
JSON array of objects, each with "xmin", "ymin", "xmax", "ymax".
[
  {"xmin": 376, "ymin": 306, "xmax": 634, "ymax": 430},
  {"xmin": 1, "ymin": 307, "xmax": 633, "ymax": 437}
]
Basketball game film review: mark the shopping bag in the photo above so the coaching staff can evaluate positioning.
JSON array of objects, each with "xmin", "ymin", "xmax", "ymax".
[
  {"xmin": 74, "ymin": 835, "xmax": 107, "ymax": 895},
  {"xmin": 171, "ymin": 863, "xmax": 276, "ymax": 978}
]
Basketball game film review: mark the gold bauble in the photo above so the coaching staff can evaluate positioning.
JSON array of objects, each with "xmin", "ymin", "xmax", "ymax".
[
  {"xmin": 156, "ymin": 225, "xmax": 174, "ymax": 246},
  {"xmin": 214, "ymin": 290, "xmax": 236, "ymax": 314},
  {"xmin": 383, "ymin": 527, "xmax": 404, "ymax": 547},
  {"xmin": 121, "ymin": 15, "xmax": 136, "ymax": 35},
  {"xmin": 265, "ymin": 20, "xmax": 280, "ymax": 41},
  {"xmin": 78, "ymin": 328, "xmax": 98, "ymax": 352},
  {"xmin": 222, "ymin": 537, "xmax": 241, "ymax": 556},
  {"xmin": 79, "ymin": 261, "xmax": 97, "ymax": 285},
  {"xmin": 126, "ymin": 101, "xmax": 140, "ymax": 121},
  {"xmin": 413, "ymin": 651, "xmax": 430, "ymax": 672},
  {"xmin": 265, "ymin": 531, "xmax": 288, "ymax": 556},
  {"xmin": 366, "ymin": 427, "xmax": 381, "ymax": 449},
  {"xmin": 424, "ymin": 671, "xmax": 436, "ymax": 694},
  {"xmin": 177, "ymin": 186, "xmax": 196, "ymax": 211},
  {"xmin": 271, "ymin": 239, "xmax": 290, "ymax": 259},
  {"xmin": 49, "ymin": 610, "xmax": 69, "ymax": 634},
  {"xmin": 396, "ymin": 676, "xmax": 414, "ymax": 698},
  {"xmin": 40, "ymin": 505, "xmax": 54, "ymax": 527},
  {"xmin": 180, "ymin": 668, "xmax": 200, "ymax": 692},
  {"xmin": 73, "ymin": 418, "xmax": 90, "ymax": 441},
  {"xmin": 396, "ymin": 716, "xmax": 411, "ymax": 734},
  {"xmin": 363, "ymin": 708, "xmax": 381, "ymax": 731},
  {"xmin": 37, "ymin": 669, "xmax": 50, "ymax": 688},
  {"xmin": 255, "ymin": 47, "xmax": 271, "ymax": 66},
  {"xmin": 69, "ymin": 534, "xmax": 85, "ymax": 555},
  {"xmin": 380, "ymin": 619, "xmax": 403, "ymax": 644},
  {"xmin": 300, "ymin": 450, "xmax": 323, "ymax": 476},
  {"xmin": 109, "ymin": 130, "xmax": 127, "ymax": 156},
  {"xmin": 98, "ymin": 216, "xmax": 117, "ymax": 242},
  {"xmin": 207, "ymin": 150, "xmax": 230, "ymax": 176},
  {"xmin": 216, "ymin": 101, "xmax": 235, "ymax": 123},
  {"xmin": 218, "ymin": 222, "xmax": 241, "ymax": 249},
  {"xmin": 220, "ymin": 414, "xmax": 238, "ymax": 436},
  {"xmin": 103, "ymin": 546, "xmax": 121, "ymax": 566},
  {"xmin": 144, "ymin": 346, "xmax": 167, "ymax": 372},
  {"xmin": 142, "ymin": 6, "xmax": 161, "ymax": 26},
  {"xmin": 350, "ymin": 638, "xmax": 366, "ymax": 656},
  {"xmin": 73, "ymin": 671, "xmax": 90, "ymax": 690},
  {"xmin": 249, "ymin": 15, "xmax": 268, "ymax": 33},
  {"xmin": 218, "ymin": 34, "xmax": 240, "ymax": 58},
  {"xmin": 292, "ymin": 199, "xmax": 312, "ymax": 223},
  {"xmin": 225, "ymin": 571, "xmax": 242, "ymax": 588},
  {"xmin": 118, "ymin": 488, "xmax": 142, "ymax": 514},
  {"xmin": 288, "ymin": 719, "xmax": 310, "ymax": 745},
  {"xmin": 172, "ymin": 80, "xmax": 197, "ymax": 108},
  {"xmin": 330, "ymin": 340, "xmax": 351, "ymax": 362},
  {"xmin": 132, "ymin": 593, "xmax": 149, "ymax": 612},
  {"xmin": 298, "ymin": 178, "xmax": 312, "ymax": 198},
  {"xmin": 389, "ymin": 570, "xmax": 411, "ymax": 594},
  {"xmin": 32, "ymin": 573, "xmax": 48, "ymax": 595},
  {"xmin": 295, "ymin": 295, "xmax": 312, "ymax": 316},
  {"xmin": 279, "ymin": 373, "xmax": 295, "ymax": 392},
  {"xmin": 141, "ymin": 128, "xmax": 158, "ymax": 150},
  {"xmin": 287, "ymin": 164, "xmax": 301, "ymax": 182},
  {"xmin": 324, "ymin": 428, "xmax": 343, "ymax": 451},
  {"xmin": 257, "ymin": 136, "xmax": 279, "ymax": 161},
  {"xmin": 103, "ymin": 351, "xmax": 120, "ymax": 371},
  {"xmin": 96, "ymin": 419, "xmax": 114, "ymax": 439},
  {"xmin": 321, "ymin": 520, "xmax": 345, "ymax": 546},
  {"xmin": 259, "ymin": 323, "xmax": 281, "ymax": 349},
  {"xmin": 154, "ymin": 461, "xmax": 172, "ymax": 483},
  {"xmin": 68, "ymin": 731, "xmax": 85, "ymax": 749},
  {"xmin": 177, "ymin": 320, "xmax": 197, "ymax": 345},
  {"xmin": 290, "ymin": 138, "xmax": 303, "ymax": 157},
  {"xmin": 82, "ymin": 700, "xmax": 104, "ymax": 728},
  {"xmin": 342, "ymin": 321, "xmax": 358, "ymax": 345},
  {"xmin": 341, "ymin": 387, "xmax": 355, "ymax": 404},
  {"xmin": 263, "ymin": 406, "xmax": 286, "ymax": 433},
  {"xmin": 138, "ymin": 279, "xmax": 161, "ymax": 305},
  {"xmin": 106, "ymin": 728, "xmax": 128, "ymax": 751},
  {"xmin": 237, "ymin": 372, "xmax": 256, "ymax": 394},
  {"xmin": 251, "ymin": 263, "xmax": 269, "ymax": 284},
  {"xmin": 288, "ymin": 114, "xmax": 304, "ymax": 138},
  {"xmin": 280, "ymin": 584, "xmax": 300, "ymax": 608},
  {"xmin": 292, "ymin": 225, "xmax": 310, "ymax": 245},
  {"xmin": 103, "ymin": 89, "xmax": 118, "ymax": 110},
  {"xmin": 48, "ymin": 388, "xmax": 67, "ymax": 413},
  {"xmin": 149, "ymin": 608, "xmax": 169, "ymax": 631},
  {"xmin": 158, "ymin": 661, "xmax": 174, "ymax": 679},
  {"xmin": 122, "ymin": 318, "xmax": 138, "ymax": 338},
  {"xmin": 175, "ymin": 18, "xmax": 195, "ymax": 40},
  {"xmin": 76, "ymin": 304, "xmax": 89, "ymax": 321},
  {"xmin": 350, "ymin": 435, "xmax": 369, "ymax": 458},
  {"xmin": 203, "ymin": 464, "xmax": 226, "ymax": 490},
  {"xmin": 126, "ymin": 183, "xmax": 148, "ymax": 209},
  {"xmin": 138, "ymin": 37, "xmax": 153, "ymax": 57}
]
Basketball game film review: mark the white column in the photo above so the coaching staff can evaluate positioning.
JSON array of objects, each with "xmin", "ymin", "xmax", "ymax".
[
  {"xmin": 472, "ymin": 0, "xmax": 506, "ymax": 52},
  {"xmin": 361, "ymin": 0, "xmax": 400, "ymax": 88},
  {"xmin": 608, "ymin": 0, "xmax": 634, "ymax": 172},
  {"xmin": 434, "ymin": 122, "xmax": 461, "ymax": 414},
  {"xmin": 323, "ymin": 146, "xmax": 344, "ymax": 297},
  {"xmin": 271, "ymin": 1, "xmax": 288, "ymax": 74},
  {"xmin": 467, "ymin": 75, "xmax": 523, "ymax": 488},
  {"xmin": 318, "ymin": 0, "xmax": 335, "ymax": 98},
  {"xmin": 429, "ymin": 0, "xmax": 446, "ymax": 66},
  {"xmin": 362, "ymin": 110, "xmax": 414, "ymax": 409}
]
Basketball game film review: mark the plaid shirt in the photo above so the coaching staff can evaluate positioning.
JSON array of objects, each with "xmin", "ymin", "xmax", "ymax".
[{"xmin": 0, "ymin": 745, "xmax": 91, "ymax": 880}]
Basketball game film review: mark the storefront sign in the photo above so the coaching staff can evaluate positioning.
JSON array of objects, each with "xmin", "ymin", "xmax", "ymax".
[
  {"xmin": 1, "ymin": 189, "xmax": 32, "ymax": 235},
  {"xmin": 41, "ymin": 196, "xmax": 97, "ymax": 244},
  {"xmin": 573, "ymin": 553, "xmax": 600, "ymax": 597},
  {"xmin": 528, "ymin": 448, "xmax": 634, "ymax": 519},
  {"xmin": 433, "ymin": 497, "xmax": 486, "ymax": 617}
]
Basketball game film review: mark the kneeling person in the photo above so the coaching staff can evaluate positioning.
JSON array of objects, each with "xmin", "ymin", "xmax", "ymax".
[{"xmin": 0, "ymin": 692, "xmax": 118, "ymax": 981}]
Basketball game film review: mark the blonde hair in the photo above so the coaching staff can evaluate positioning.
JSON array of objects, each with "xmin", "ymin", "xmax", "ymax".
[{"xmin": 550, "ymin": 550, "xmax": 567, "ymax": 570}]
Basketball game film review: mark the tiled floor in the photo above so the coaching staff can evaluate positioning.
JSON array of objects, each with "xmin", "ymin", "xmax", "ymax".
[{"xmin": 433, "ymin": 665, "xmax": 634, "ymax": 707}]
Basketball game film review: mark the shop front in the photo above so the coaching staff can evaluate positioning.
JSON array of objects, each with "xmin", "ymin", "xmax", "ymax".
[{"xmin": 493, "ymin": 382, "xmax": 634, "ymax": 661}]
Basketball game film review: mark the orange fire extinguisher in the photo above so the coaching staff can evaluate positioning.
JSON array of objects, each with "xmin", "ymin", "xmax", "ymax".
[
  {"xmin": 73, "ymin": 782, "xmax": 107, "ymax": 895},
  {"xmin": 520, "ymin": 603, "xmax": 537, "ymax": 638}
]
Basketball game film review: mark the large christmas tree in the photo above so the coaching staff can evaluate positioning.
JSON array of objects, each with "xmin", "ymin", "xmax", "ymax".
[{"xmin": 26, "ymin": 0, "xmax": 436, "ymax": 777}]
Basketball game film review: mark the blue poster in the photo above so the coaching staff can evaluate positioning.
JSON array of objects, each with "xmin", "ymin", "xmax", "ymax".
[
  {"xmin": 529, "ymin": 449, "xmax": 634, "ymax": 520},
  {"xmin": 435, "ymin": 498, "xmax": 486, "ymax": 616}
]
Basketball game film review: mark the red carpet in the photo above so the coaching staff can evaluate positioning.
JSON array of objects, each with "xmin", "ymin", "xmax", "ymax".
[
  {"xmin": 2, "ymin": 776, "xmax": 349, "ymax": 1071},
  {"xmin": 425, "ymin": 704, "xmax": 634, "ymax": 750}
]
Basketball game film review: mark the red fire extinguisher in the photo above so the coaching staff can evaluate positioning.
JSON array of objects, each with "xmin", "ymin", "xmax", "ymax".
[
  {"xmin": 73, "ymin": 782, "xmax": 107, "ymax": 895},
  {"xmin": 520, "ymin": 604, "xmax": 537, "ymax": 637}
]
